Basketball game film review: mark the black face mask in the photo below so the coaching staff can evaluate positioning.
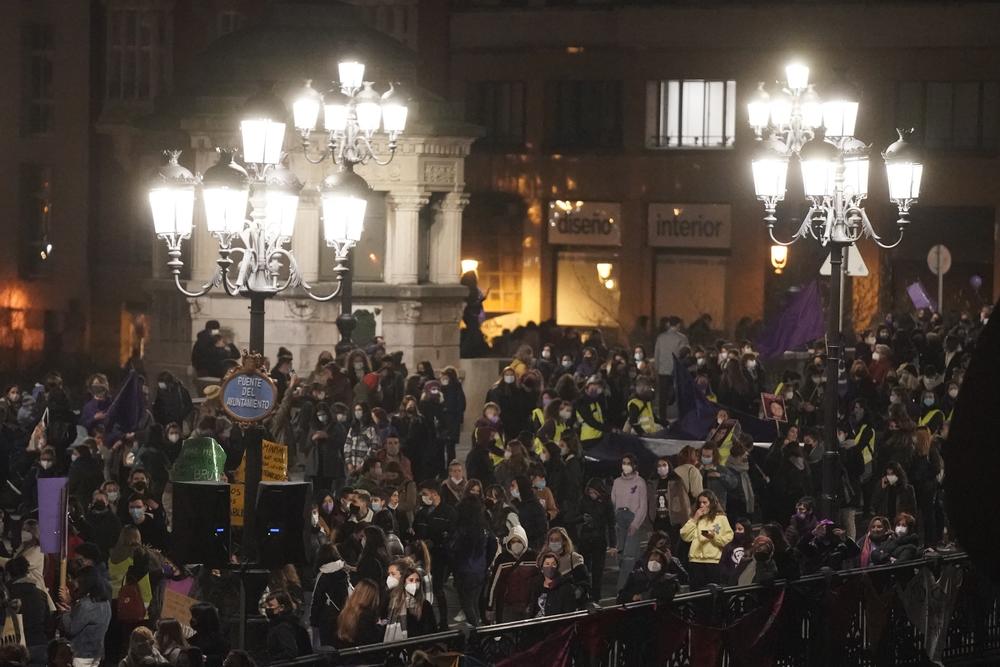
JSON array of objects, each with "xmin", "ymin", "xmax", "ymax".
[{"xmin": 91, "ymin": 502, "xmax": 108, "ymax": 513}]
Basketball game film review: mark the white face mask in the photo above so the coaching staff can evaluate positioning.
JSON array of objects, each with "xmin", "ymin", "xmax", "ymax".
[
  {"xmin": 504, "ymin": 450, "xmax": 512, "ymax": 460},
  {"xmin": 40, "ymin": 460, "xmax": 53, "ymax": 470},
  {"xmin": 542, "ymin": 350, "xmax": 551, "ymax": 359},
  {"xmin": 386, "ymin": 575, "xmax": 400, "ymax": 590},
  {"xmin": 872, "ymin": 352, "xmax": 881, "ymax": 362},
  {"xmin": 21, "ymin": 530, "xmax": 33, "ymax": 544},
  {"xmin": 895, "ymin": 525, "xmax": 908, "ymax": 537},
  {"xmin": 405, "ymin": 582, "xmax": 419, "ymax": 596},
  {"xmin": 746, "ymin": 360, "xmax": 757, "ymax": 371},
  {"xmin": 784, "ymin": 391, "xmax": 794, "ymax": 401},
  {"xmin": 311, "ymin": 511, "xmax": 319, "ymax": 527},
  {"xmin": 696, "ymin": 357, "xmax": 706, "ymax": 366},
  {"xmin": 107, "ymin": 491, "xmax": 119, "ymax": 502},
  {"xmin": 157, "ymin": 382, "xmax": 167, "ymax": 391},
  {"xmin": 657, "ymin": 465, "xmax": 669, "ymax": 478},
  {"xmin": 421, "ymin": 495, "xmax": 434, "ymax": 506},
  {"xmin": 509, "ymin": 541, "xmax": 525, "ymax": 556},
  {"xmin": 503, "ymin": 375, "xmax": 515, "ymax": 384},
  {"xmin": 449, "ymin": 476, "xmax": 464, "ymax": 485},
  {"xmin": 336, "ymin": 414, "xmax": 347, "ymax": 422},
  {"xmin": 621, "ymin": 464, "xmax": 633, "ymax": 476},
  {"xmin": 634, "ymin": 353, "xmax": 644, "ymax": 362},
  {"xmin": 168, "ymin": 433, "xmax": 181, "ymax": 443},
  {"xmin": 647, "ymin": 560, "xmax": 662, "ymax": 573},
  {"xmin": 886, "ymin": 474, "xmax": 898, "ymax": 485},
  {"xmin": 354, "ymin": 410, "xmax": 364, "ymax": 420},
  {"xmin": 948, "ymin": 388, "xmax": 959, "ymax": 399},
  {"xmin": 559, "ymin": 410, "xmax": 572, "ymax": 420},
  {"xmin": 441, "ymin": 378, "xmax": 450, "ymax": 386},
  {"xmin": 561, "ymin": 360, "xmax": 573, "ymax": 368}
]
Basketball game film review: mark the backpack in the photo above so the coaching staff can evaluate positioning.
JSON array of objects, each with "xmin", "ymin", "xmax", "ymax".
[{"xmin": 666, "ymin": 478, "xmax": 691, "ymax": 525}]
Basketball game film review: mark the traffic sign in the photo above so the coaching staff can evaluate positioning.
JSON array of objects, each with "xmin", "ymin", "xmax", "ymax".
[
  {"xmin": 819, "ymin": 244, "xmax": 869, "ymax": 277},
  {"xmin": 928, "ymin": 245, "xmax": 952, "ymax": 276},
  {"xmin": 221, "ymin": 369, "xmax": 278, "ymax": 424}
]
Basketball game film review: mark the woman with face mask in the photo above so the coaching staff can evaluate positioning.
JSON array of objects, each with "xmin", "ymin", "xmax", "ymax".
[
  {"xmin": 438, "ymin": 367, "xmax": 466, "ymax": 465},
  {"xmin": 151, "ymin": 371, "xmax": 193, "ymax": 430},
  {"xmin": 609, "ymin": 455, "xmax": 648, "ymax": 591},
  {"xmin": 486, "ymin": 367, "xmax": 529, "ymax": 443},
  {"xmin": 871, "ymin": 462, "xmax": 917, "ymax": 521},
  {"xmin": 509, "ymin": 476, "xmax": 548, "ymax": 551},
  {"xmin": 626, "ymin": 378, "xmax": 660, "ymax": 437},
  {"xmin": 308, "ymin": 544, "xmax": 351, "ymax": 647},
  {"xmin": 876, "ymin": 512, "xmax": 922, "ymax": 565},
  {"xmin": 718, "ymin": 517, "xmax": 754, "ymax": 586},
  {"xmin": 575, "ymin": 378, "xmax": 612, "ymax": 448},
  {"xmin": 699, "ymin": 444, "xmax": 737, "ymax": 512},
  {"xmin": 616, "ymin": 547, "xmax": 680, "ymax": 604},
  {"xmin": 541, "ymin": 527, "xmax": 589, "ymax": 595},
  {"xmin": 907, "ymin": 427, "xmax": 942, "ymax": 546},
  {"xmin": 472, "ymin": 402, "xmax": 506, "ymax": 470},
  {"xmin": 917, "ymin": 390, "xmax": 946, "ymax": 435},
  {"xmin": 485, "ymin": 525, "xmax": 540, "ymax": 623},
  {"xmin": 857, "ymin": 515, "xmax": 893, "ymax": 567},
  {"xmin": 80, "ymin": 373, "xmax": 113, "ymax": 434},
  {"xmin": 384, "ymin": 566, "xmax": 436, "ymax": 639},
  {"xmin": 529, "ymin": 553, "xmax": 579, "ymax": 617}
]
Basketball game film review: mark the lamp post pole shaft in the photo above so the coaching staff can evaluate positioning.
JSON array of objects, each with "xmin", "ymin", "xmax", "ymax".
[
  {"xmin": 243, "ymin": 291, "xmax": 267, "ymax": 562},
  {"xmin": 335, "ymin": 250, "xmax": 356, "ymax": 356},
  {"xmin": 822, "ymin": 243, "xmax": 845, "ymax": 520}
]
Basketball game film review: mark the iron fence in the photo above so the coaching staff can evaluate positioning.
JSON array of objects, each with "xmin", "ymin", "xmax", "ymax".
[{"xmin": 270, "ymin": 551, "xmax": 1000, "ymax": 667}]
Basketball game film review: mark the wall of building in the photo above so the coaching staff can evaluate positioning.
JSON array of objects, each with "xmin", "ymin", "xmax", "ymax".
[
  {"xmin": 0, "ymin": 2, "xmax": 94, "ymax": 376},
  {"xmin": 449, "ymin": 2, "xmax": 1000, "ymax": 336}
]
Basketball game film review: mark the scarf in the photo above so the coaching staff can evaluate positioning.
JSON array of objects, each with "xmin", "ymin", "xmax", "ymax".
[
  {"xmin": 727, "ymin": 460, "xmax": 755, "ymax": 513},
  {"xmin": 318, "ymin": 560, "xmax": 345, "ymax": 575}
]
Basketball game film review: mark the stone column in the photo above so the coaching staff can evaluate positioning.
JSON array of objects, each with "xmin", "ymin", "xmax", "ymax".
[
  {"xmin": 385, "ymin": 192, "xmax": 429, "ymax": 284},
  {"xmin": 429, "ymin": 192, "xmax": 469, "ymax": 285}
]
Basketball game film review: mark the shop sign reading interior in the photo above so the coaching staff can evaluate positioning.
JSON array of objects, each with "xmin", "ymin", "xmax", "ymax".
[
  {"xmin": 548, "ymin": 200, "xmax": 622, "ymax": 246},
  {"xmin": 648, "ymin": 203, "xmax": 732, "ymax": 249}
]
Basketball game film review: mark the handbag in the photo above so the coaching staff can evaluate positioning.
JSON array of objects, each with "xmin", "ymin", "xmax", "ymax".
[{"xmin": 117, "ymin": 583, "xmax": 147, "ymax": 623}]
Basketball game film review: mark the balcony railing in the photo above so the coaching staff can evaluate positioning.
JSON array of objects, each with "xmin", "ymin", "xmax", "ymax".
[{"xmin": 270, "ymin": 551, "xmax": 999, "ymax": 667}]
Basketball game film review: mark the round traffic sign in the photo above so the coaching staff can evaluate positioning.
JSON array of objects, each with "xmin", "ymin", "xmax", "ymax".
[
  {"xmin": 928, "ymin": 245, "xmax": 952, "ymax": 276},
  {"xmin": 221, "ymin": 369, "xmax": 278, "ymax": 424}
]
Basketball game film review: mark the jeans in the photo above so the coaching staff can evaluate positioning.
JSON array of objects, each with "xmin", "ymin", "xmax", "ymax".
[
  {"xmin": 454, "ymin": 573, "xmax": 485, "ymax": 626},
  {"xmin": 688, "ymin": 562, "xmax": 721, "ymax": 590},
  {"xmin": 615, "ymin": 508, "xmax": 642, "ymax": 592}
]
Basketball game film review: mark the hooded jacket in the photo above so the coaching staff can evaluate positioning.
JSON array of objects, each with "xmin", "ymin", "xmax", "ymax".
[{"xmin": 486, "ymin": 525, "xmax": 542, "ymax": 621}]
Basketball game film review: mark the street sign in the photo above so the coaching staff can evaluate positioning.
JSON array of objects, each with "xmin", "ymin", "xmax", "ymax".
[
  {"xmin": 220, "ymin": 369, "xmax": 277, "ymax": 424},
  {"xmin": 819, "ymin": 244, "xmax": 869, "ymax": 277},
  {"xmin": 928, "ymin": 245, "xmax": 952, "ymax": 276}
]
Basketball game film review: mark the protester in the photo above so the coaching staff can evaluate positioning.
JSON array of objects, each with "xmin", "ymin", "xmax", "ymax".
[{"xmin": 680, "ymin": 490, "xmax": 734, "ymax": 589}]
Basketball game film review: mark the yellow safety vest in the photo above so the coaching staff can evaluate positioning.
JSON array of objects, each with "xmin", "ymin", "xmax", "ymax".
[
  {"xmin": 534, "ymin": 419, "xmax": 567, "ymax": 456},
  {"xmin": 627, "ymin": 398, "xmax": 657, "ymax": 434},
  {"xmin": 578, "ymin": 403, "xmax": 605, "ymax": 442},
  {"xmin": 476, "ymin": 425, "xmax": 506, "ymax": 466},
  {"xmin": 855, "ymin": 424, "xmax": 875, "ymax": 465},
  {"xmin": 919, "ymin": 409, "xmax": 944, "ymax": 431},
  {"xmin": 531, "ymin": 408, "xmax": 545, "ymax": 431}
]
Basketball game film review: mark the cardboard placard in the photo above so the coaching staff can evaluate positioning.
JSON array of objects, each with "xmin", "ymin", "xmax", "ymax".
[
  {"xmin": 262, "ymin": 440, "xmax": 288, "ymax": 481},
  {"xmin": 161, "ymin": 588, "xmax": 197, "ymax": 627},
  {"xmin": 761, "ymin": 393, "xmax": 788, "ymax": 423},
  {"xmin": 230, "ymin": 483, "xmax": 245, "ymax": 527}
]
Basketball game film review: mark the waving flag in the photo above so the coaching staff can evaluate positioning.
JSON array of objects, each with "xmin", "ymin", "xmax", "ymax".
[
  {"xmin": 104, "ymin": 371, "xmax": 146, "ymax": 434},
  {"xmin": 755, "ymin": 281, "xmax": 825, "ymax": 361}
]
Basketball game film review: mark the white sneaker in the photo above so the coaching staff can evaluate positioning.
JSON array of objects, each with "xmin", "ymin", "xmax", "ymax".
[{"xmin": 453, "ymin": 611, "xmax": 466, "ymax": 623}]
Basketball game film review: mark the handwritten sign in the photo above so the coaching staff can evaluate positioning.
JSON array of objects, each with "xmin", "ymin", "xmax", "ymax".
[
  {"xmin": 230, "ymin": 483, "xmax": 245, "ymax": 527},
  {"xmin": 262, "ymin": 440, "xmax": 288, "ymax": 481},
  {"xmin": 161, "ymin": 588, "xmax": 197, "ymax": 627},
  {"xmin": 221, "ymin": 370, "xmax": 277, "ymax": 423}
]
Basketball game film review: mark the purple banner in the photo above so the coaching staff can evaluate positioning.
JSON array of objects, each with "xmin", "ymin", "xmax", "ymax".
[
  {"xmin": 38, "ymin": 477, "xmax": 68, "ymax": 555},
  {"xmin": 755, "ymin": 281, "xmax": 826, "ymax": 361}
]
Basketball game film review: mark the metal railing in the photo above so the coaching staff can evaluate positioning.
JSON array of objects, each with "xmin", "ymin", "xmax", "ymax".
[{"xmin": 269, "ymin": 551, "xmax": 1000, "ymax": 667}]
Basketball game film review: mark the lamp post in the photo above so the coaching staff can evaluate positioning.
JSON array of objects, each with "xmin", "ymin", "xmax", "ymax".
[
  {"xmin": 749, "ymin": 62, "xmax": 924, "ymax": 519},
  {"xmin": 148, "ymin": 59, "xmax": 407, "ymax": 558}
]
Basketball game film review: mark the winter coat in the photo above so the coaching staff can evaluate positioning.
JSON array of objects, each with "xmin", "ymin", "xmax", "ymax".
[
  {"xmin": 559, "ymin": 455, "xmax": 584, "ymax": 522},
  {"xmin": 152, "ymin": 383, "xmax": 193, "ymax": 428},
  {"xmin": 68, "ymin": 456, "xmax": 105, "ymax": 505},
  {"xmin": 8, "ymin": 579, "xmax": 49, "ymax": 647},
  {"xmin": 441, "ymin": 383, "xmax": 466, "ymax": 442},
  {"xmin": 486, "ymin": 548, "xmax": 542, "ymax": 621},
  {"xmin": 309, "ymin": 562, "xmax": 352, "ymax": 646},
  {"xmin": 616, "ymin": 565, "xmax": 681, "ymax": 604},
  {"xmin": 529, "ymin": 574, "xmax": 579, "ymax": 617},
  {"xmin": 513, "ymin": 497, "xmax": 548, "ymax": 550},
  {"xmin": 870, "ymin": 480, "xmax": 917, "ymax": 519},
  {"xmin": 575, "ymin": 494, "xmax": 615, "ymax": 546},
  {"xmin": 265, "ymin": 611, "xmax": 312, "ymax": 663}
]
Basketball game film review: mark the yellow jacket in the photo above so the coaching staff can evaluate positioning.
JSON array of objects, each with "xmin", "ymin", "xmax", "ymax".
[{"xmin": 680, "ymin": 514, "xmax": 734, "ymax": 564}]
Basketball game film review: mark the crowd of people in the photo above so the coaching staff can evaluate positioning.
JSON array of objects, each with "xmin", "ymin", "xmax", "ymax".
[{"xmin": 0, "ymin": 304, "xmax": 986, "ymax": 664}]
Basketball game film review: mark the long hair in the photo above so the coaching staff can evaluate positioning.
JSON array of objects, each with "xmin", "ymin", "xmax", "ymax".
[
  {"xmin": 155, "ymin": 618, "xmax": 188, "ymax": 653},
  {"xmin": 360, "ymin": 526, "xmax": 390, "ymax": 568},
  {"xmin": 336, "ymin": 579, "xmax": 380, "ymax": 644},
  {"xmin": 693, "ymin": 490, "xmax": 724, "ymax": 521},
  {"xmin": 721, "ymin": 358, "xmax": 749, "ymax": 393},
  {"xmin": 544, "ymin": 527, "xmax": 575, "ymax": 557},
  {"xmin": 268, "ymin": 564, "xmax": 301, "ymax": 591},
  {"xmin": 110, "ymin": 525, "xmax": 142, "ymax": 563},
  {"xmin": 404, "ymin": 539, "xmax": 432, "ymax": 574},
  {"xmin": 386, "ymin": 567, "xmax": 428, "ymax": 621}
]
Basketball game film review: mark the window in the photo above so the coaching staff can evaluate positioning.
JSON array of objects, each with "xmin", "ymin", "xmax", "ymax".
[
  {"xmin": 647, "ymin": 79, "xmax": 736, "ymax": 149},
  {"xmin": 547, "ymin": 80, "xmax": 622, "ymax": 150},
  {"xmin": 19, "ymin": 165, "xmax": 52, "ymax": 279},
  {"xmin": 461, "ymin": 194, "xmax": 524, "ymax": 313},
  {"xmin": 467, "ymin": 82, "xmax": 527, "ymax": 149},
  {"xmin": 217, "ymin": 10, "xmax": 246, "ymax": 37},
  {"xmin": 897, "ymin": 81, "xmax": 999, "ymax": 150},
  {"xmin": 555, "ymin": 251, "xmax": 620, "ymax": 327},
  {"xmin": 21, "ymin": 23, "xmax": 54, "ymax": 136},
  {"xmin": 106, "ymin": 9, "xmax": 171, "ymax": 102},
  {"xmin": 320, "ymin": 192, "xmax": 387, "ymax": 282}
]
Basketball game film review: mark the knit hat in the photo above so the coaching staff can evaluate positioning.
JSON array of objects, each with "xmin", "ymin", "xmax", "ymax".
[
  {"xmin": 203, "ymin": 385, "xmax": 221, "ymax": 401},
  {"xmin": 504, "ymin": 524, "xmax": 528, "ymax": 548},
  {"xmin": 277, "ymin": 347, "xmax": 294, "ymax": 362}
]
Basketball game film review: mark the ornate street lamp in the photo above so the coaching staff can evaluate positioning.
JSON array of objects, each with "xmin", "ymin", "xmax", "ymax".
[
  {"xmin": 148, "ymin": 59, "xmax": 405, "ymax": 559},
  {"xmin": 748, "ymin": 62, "xmax": 925, "ymax": 519}
]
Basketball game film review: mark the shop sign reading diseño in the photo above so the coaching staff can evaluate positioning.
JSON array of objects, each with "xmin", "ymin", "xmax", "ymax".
[
  {"xmin": 548, "ymin": 200, "xmax": 622, "ymax": 247},
  {"xmin": 648, "ymin": 203, "xmax": 731, "ymax": 249}
]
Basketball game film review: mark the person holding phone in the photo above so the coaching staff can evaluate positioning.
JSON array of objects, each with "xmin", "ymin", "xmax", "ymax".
[{"xmin": 680, "ymin": 490, "xmax": 733, "ymax": 590}]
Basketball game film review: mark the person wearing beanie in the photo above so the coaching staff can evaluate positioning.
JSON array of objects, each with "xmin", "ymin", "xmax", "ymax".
[
  {"xmin": 271, "ymin": 347, "xmax": 295, "ymax": 403},
  {"xmin": 484, "ymin": 525, "xmax": 540, "ymax": 624}
]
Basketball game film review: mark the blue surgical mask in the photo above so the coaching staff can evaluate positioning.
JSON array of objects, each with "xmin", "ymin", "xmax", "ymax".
[{"xmin": 130, "ymin": 507, "xmax": 145, "ymax": 521}]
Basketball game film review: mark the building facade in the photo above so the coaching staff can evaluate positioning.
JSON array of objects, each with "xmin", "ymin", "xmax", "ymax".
[{"xmin": 449, "ymin": 0, "xmax": 1000, "ymax": 340}]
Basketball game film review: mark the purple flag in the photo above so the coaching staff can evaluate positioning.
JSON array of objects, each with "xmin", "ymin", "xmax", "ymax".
[
  {"xmin": 104, "ymin": 370, "xmax": 145, "ymax": 434},
  {"xmin": 907, "ymin": 282, "xmax": 935, "ymax": 311},
  {"xmin": 38, "ymin": 477, "xmax": 68, "ymax": 555},
  {"xmin": 755, "ymin": 281, "xmax": 826, "ymax": 361}
]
